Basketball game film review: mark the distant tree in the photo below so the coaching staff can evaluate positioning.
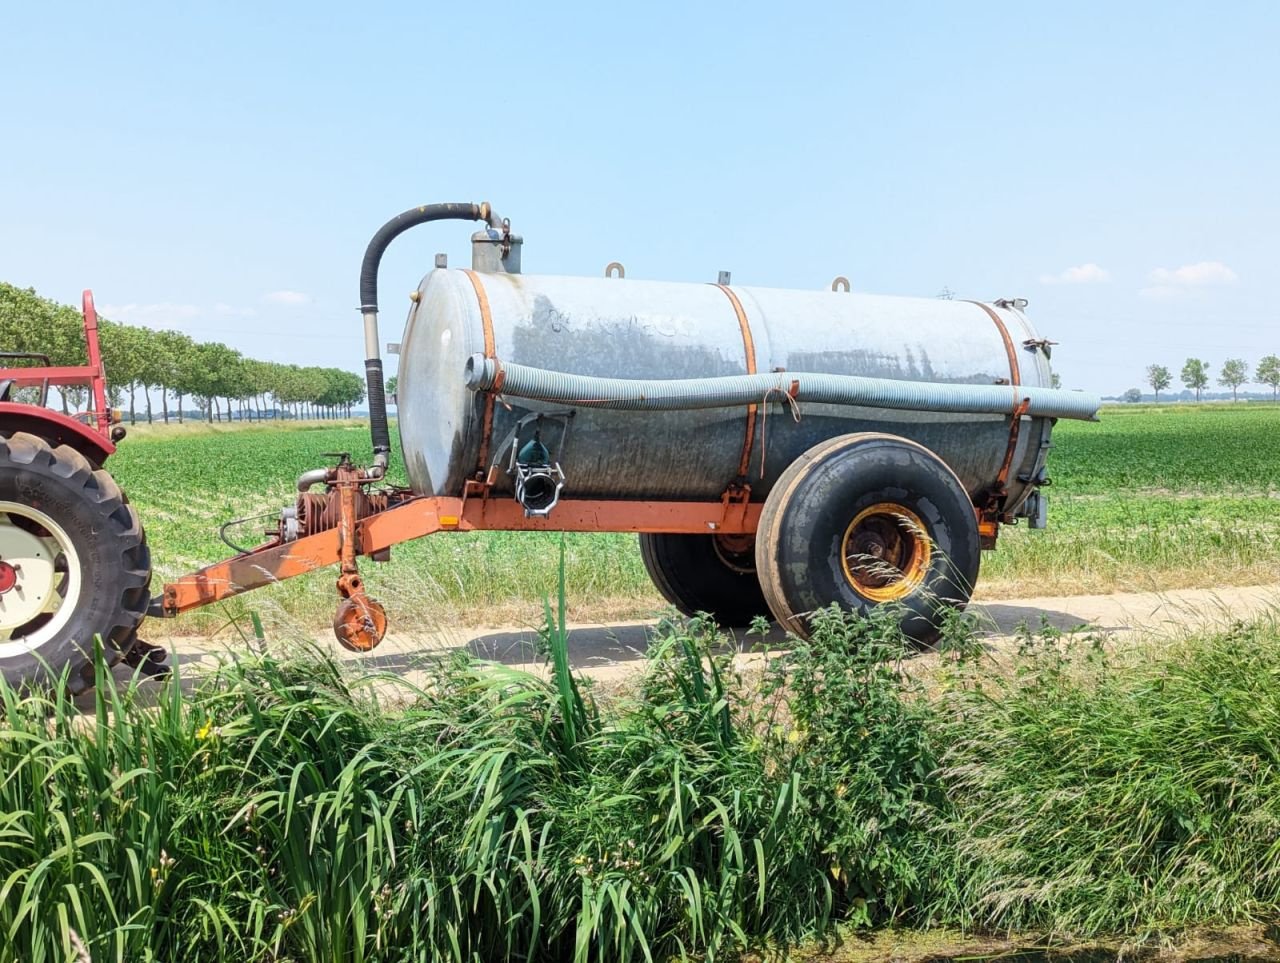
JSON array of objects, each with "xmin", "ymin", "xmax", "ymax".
[
  {"xmin": 1181, "ymin": 358, "xmax": 1210, "ymax": 402},
  {"xmin": 1218, "ymin": 358, "xmax": 1249, "ymax": 402},
  {"xmin": 1123, "ymin": 387, "xmax": 1143, "ymax": 403},
  {"xmin": 1145, "ymin": 364, "xmax": 1172, "ymax": 402},
  {"xmin": 385, "ymin": 375, "xmax": 397, "ymax": 405},
  {"xmin": 154, "ymin": 329, "xmax": 197, "ymax": 423},
  {"xmin": 1050, "ymin": 371, "xmax": 1062, "ymax": 389},
  {"xmin": 1257, "ymin": 354, "xmax": 1280, "ymax": 400},
  {"xmin": 99, "ymin": 321, "xmax": 149, "ymax": 424}
]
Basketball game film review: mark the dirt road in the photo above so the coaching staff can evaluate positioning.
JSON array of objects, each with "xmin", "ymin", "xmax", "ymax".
[{"xmin": 146, "ymin": 583, "xmax": 1279, "ymax": 692}]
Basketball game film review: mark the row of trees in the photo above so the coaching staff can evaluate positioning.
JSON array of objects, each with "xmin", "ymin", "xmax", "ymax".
[
  {"xmin": 1140, "ymin": 356, "xmax": 1280, "ymax": 403},
  {"xmin": 0, "ymin": 284, "xmax": 366, "ymax": 423}
]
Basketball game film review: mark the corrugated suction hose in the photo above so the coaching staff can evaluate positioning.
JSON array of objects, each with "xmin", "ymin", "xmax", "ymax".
[{"xmin": 463, "ymin": 355, "xmax": 1101, "ymax": 422}]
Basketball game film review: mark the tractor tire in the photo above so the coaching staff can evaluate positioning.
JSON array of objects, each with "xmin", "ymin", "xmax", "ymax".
[
  {"xmin": 0, "ymin": 431, "xmax": 151, "ymax": 692},
  {"xmin": 755, "ymin": 432, "xmax": 980, "ymax": 644},
  {"xmin": 639, "ymin": 532, "xmax": 772, "ymax": 628}
]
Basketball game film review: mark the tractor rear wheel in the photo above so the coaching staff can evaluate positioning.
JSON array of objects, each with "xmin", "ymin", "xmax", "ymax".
[
  {"xmin": 639, "ymin": 532, "xmax": 771, "ymax": 628},
  {"xmin": 0, "ymin": 432, "xmax": 151, "ymax": 692}
]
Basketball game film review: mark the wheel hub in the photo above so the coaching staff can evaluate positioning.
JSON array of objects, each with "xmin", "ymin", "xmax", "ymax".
[
  {"xmin": 0, "ymin": 503, "xmax": 81, "ymax": 656},
  {"xmin": 840, "ymin": 503, "xmax": 932, "ymax": 603},
  {"xmin": 711, "ymin": 533, "xmax": 756, "ymax": 574},
  {"xmin": 0, "ymin": 520, "xmax": 59, "ymax": 632}
]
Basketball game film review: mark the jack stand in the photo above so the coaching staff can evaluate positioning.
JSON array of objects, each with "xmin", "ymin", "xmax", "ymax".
[
  {"xmin": 328, "ymin": 454, "xmax": 388, "ymax": 652},
  {"xmin": 334, "ymin": 573, "xmax": 387, "ymax": 652}
]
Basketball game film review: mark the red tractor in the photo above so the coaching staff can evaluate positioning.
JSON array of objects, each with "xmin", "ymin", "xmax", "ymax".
[{"xmin": 0, "ymin": 292, "xmax": 155, "ymax": 690}]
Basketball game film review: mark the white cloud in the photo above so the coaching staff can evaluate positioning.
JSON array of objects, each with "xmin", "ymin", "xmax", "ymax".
[
  {"xmin": 214, "ymin": 302, "xmax": 256, "ymax": 317},
  {"xmin": 1147, "ymin": 261, "xmax": 1238, "ymax": 286},
  {"xmin": 1038, "ymin": 263, "xmax": 1110, "ymax": 285},
  {"xmin": 264, "ymin": 290, "xmax": 310, "ymax": 305}
]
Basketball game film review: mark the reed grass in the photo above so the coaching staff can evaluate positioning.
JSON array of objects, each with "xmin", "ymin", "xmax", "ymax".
[{"xmin": 4, "ymin": 589, "xmax": 1280, "ymax": 959}]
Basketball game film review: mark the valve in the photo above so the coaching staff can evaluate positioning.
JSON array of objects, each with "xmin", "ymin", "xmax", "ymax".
[{"xmin": 513, "ymin": 436, "xmax": 565, "ymax": 517}]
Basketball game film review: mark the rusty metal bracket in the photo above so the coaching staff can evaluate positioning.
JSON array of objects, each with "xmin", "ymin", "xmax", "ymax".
[
  {"xmin": 977, "ymin": 395, "xmax": 1033, "ymax": 546},
  {"xmin": 716, "ymin": 483, "xmax": 753, "ymax": 533}
]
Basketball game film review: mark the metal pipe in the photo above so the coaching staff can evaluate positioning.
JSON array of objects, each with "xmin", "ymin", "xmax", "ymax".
[
  {"xmin": 464, "ymin": 355, "xmax": 1101, "ymax": 422},
  {"xmin": 358, "ymin": 201, "xmax": 501, "ymax": 472},
  {"xmin": 296, "ymin": 468, "xmax": 329, "ymax": 492}
]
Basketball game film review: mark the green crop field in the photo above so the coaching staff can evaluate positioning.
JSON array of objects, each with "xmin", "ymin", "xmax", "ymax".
[{"xmin": 106, "ymin": 403, "xmax": 1280, "ymax": 637}]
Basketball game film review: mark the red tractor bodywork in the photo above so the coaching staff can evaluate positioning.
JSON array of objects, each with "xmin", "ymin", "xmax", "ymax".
[{"xmin": 0, "ymin": 290, "xmax": 116, "ymax": 465}]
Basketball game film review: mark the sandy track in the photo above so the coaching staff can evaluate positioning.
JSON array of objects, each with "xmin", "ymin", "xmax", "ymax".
[{"xmin": 135, "ymin": 583, "xmax": 1280, "ymax": 694}]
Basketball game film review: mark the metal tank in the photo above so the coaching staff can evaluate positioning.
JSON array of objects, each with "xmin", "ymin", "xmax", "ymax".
[
  {"xmin": 148, "ymin": 201, "xmax": 1103, "ymax": 658},
  {"xmin": 397, "ymin": 255, "xmax": 1059, "ymax": 516}
]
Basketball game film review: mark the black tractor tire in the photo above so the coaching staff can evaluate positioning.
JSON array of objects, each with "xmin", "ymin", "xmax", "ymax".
[
  {"xmin": 0, "ymin": 431, "xmax": 151, "ymax": 692},
  {"xmin": 755, "ymin": 432, "xmax": 980, "ymax": 644},
  {"xmin": 639, "ymin": 532, "xmax": 772, "ymax": 628}
]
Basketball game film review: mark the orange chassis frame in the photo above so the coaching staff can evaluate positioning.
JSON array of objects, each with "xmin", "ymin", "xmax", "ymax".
[
  {"xmin": 159, "ymin": 489, "xmax": 763, "ymax": 618},
  {"xmin": 158, "ymin": 483, "xmax": 1001, "ymax": 623}
]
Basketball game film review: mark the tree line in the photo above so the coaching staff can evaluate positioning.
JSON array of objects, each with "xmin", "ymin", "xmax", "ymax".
[
  {"xmin": 1133, "ymin": 356, "xmax": 1280, "ymax": 403},
  {"xmin": 0, "ymin": 283, "xmax": 366, "ymax": 423}
]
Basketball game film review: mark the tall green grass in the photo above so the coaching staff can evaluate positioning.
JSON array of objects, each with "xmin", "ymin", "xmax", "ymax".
[
  {"xmin": 932, "ymin": 617, "xmax": 1280, "ymax": 935},
  {"xmin": 4, "ymin": 603, "xmax": 1280, "ymax": 959},
  {"xmin": 0, "ymin": 595, "xmax": 940, "ymax": 960}
]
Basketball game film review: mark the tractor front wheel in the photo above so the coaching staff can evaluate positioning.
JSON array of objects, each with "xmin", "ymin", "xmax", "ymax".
[{"xmin": 0, "ymin": 432, "xmax": 151, "ymax": 692}]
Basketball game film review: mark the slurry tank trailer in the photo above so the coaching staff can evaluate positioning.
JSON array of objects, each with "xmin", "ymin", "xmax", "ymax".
[{"xmin": 0, "ymin": 202, "xmax": 1099, "ymax": 688}]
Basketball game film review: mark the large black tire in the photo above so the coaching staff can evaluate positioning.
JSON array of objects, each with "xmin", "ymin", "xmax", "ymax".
[
  {"xmin": 755, "ymin": 432, "xmax": 980, "ymax": 644},
  {"xmin": 0, "ymin": 432, "xmax": 151, "ymax": 692},
  {"xmin": 639, "ymin": 532, "xmax": 771, "ymax": 628}
]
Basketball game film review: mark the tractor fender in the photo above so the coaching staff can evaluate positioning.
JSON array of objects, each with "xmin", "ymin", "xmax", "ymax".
[{"xmin": 0, "ymin": 403, "xmax": 116, "ymax": 467}]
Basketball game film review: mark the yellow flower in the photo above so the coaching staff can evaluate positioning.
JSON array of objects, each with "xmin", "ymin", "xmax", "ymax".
[{"xmin": 195, "ymin": 719, "xmax": 213, "ymax": 741}]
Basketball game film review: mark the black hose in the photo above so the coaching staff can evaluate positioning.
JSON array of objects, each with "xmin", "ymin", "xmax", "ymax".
[
  {"xmin": 365, "ymin": 358, "xmax": 390, "ymax": 459},
  {"xmin": 358, "ymin": 202, "xmax": 500, "ymax": 463},
  {"xmin": 359, "ymin": 203, "xmax": 497, "ymax": 312}
]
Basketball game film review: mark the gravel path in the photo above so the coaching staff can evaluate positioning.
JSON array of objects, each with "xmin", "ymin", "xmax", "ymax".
[{"xmin": 136, "ymin": 582, "xmax": 1280, "ymax": 692}]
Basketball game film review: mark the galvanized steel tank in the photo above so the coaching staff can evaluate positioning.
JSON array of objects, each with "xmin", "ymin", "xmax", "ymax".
[{"xmin": 396, "ymin": 267, "xmax": 1055, "ymax": 510}]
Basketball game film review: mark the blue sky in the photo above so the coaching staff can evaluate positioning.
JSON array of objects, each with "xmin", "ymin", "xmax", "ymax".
[{"xmin": 2, "ymin": 1, "xmax": 1276, "ymax": 395}]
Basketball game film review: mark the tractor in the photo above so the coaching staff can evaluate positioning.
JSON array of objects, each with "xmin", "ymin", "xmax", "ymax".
[{"xmin": 0, "ymin": 292, "xmax": 156, "ymax": 690}]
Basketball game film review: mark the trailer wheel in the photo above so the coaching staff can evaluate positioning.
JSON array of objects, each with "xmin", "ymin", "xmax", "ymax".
[
  {"xmin": 639, "ymin": 532, "xmax": 771, "ymax": 628},
  {"xmin": 0, "ymin": 432, "xmax": 151, "ymax": 692},
  {"xmin": 755, "ymin": 432, "xmax": 980, "ymax": 644}
]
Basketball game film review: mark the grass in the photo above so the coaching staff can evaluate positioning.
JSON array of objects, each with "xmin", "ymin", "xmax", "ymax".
[
  {"xmin": 932, "ymin": 614, "xmax": 1280, "ymax": 935},
  {"xmin": 977, "ymin": 402, "xmax": 1280, "ymax": 599},
  {"xmin": 0, "ymin": 570, "xmax": 942, "ymax": 961},
  {"xmin": 6, "ymin": 584, "xmax": 1280, "ymax": 961},
  {"xmin": 103, "ymin": 403, "xmax": 1280, "ymax": 636}
]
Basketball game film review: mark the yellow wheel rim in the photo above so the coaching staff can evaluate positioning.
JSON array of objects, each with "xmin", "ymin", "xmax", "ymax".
[{"xmin": 840, "ymin": 503, "xmax": 932, "ymax": 603}]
